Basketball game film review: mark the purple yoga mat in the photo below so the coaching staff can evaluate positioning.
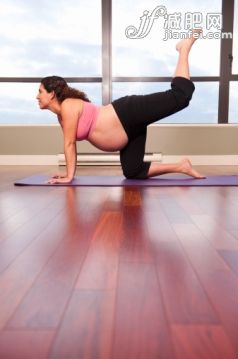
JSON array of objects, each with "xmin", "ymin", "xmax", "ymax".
[{"xmin": 14, "ymin": 174, "xmax": 238, "ymax": 187}]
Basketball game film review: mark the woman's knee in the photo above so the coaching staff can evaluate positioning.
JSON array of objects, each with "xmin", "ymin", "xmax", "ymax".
[
  {"xmin": 121, "ymin": 162, "xmax": 150, "ymax": 179},
  {"xmin": 171, "ymin": 76, "xmax": 195, "ymax": 109}
]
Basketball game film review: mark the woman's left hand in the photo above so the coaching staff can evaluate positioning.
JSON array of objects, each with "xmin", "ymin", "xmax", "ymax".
[{"xmin": 47, "ymin": 176, "xmax": 73, "ymax": 184}]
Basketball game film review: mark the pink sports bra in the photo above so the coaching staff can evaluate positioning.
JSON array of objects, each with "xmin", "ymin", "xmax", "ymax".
[{"xmin": 76, "ymin": 101, "xmax": 100, "ymax": 141}]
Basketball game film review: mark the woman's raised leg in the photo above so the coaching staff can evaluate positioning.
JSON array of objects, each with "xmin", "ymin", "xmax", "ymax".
[
  {"xmin": 174, "ymin": 28, "xmax": 202, "ymax": 79},
  {"xmin": 147, "ymin": 30, "xmax": 205, "ymax": 179}
]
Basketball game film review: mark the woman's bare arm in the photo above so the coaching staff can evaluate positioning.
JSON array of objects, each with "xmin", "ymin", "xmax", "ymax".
[{"xmin": 48, "ymin": 100, "xmax": 79, "ymax": 184}]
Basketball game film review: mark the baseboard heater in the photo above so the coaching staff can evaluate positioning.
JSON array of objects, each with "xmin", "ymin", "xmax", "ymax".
[{"xmin": 58, "ymin": 152, "xmax": 162, "ymax": 166}]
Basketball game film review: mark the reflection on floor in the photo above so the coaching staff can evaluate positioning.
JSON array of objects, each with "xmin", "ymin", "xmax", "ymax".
[{"xmin": 0, "ymin": 165, "xmax": 238, "ymax": 358}]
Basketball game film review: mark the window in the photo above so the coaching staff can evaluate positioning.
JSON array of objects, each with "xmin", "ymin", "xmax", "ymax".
[
  {"xmin": 229, "ymin": 82, "xmax": 238, "ymax": 123},
  {"xmin": 0, "ymin": 0, "xmax": 101, "ymax": 77},
  {"xmin": 112, "ymin": 0, "xmax": 221, "ymax": 77},
  {"xmin": 0, "ymin": 83, "xmax": 102, "ymax": 124},
  {"xmin": 0, "ymin": 0, "xmax": 101, "ymax": 124},
  {"xmin": 0, "ymin": 0, "xmax": 237, "ymax": 125}
]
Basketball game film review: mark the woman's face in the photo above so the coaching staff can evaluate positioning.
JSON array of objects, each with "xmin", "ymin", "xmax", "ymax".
[{"xmin": 36, "ymin": 84, "xmax": 54, "ymax": 109}]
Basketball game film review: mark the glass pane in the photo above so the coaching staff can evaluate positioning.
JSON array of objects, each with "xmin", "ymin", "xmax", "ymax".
[
  {"xmin": 0, "ymin": 0, "xmax": 101, "ymax": 77},
  {"xmin": 232, "ymin": 0, "xmax": 238, "ymax": 74},
  {"xmin": 0, "ymin": 82, "xmax": 102, "ymax": 124},
  {"xmin": 229, "ymin": 82, "xmax": 238, "ymax": 123},
  {"xmin": 112, "ymin": 81, "xmax": 219, "ymax": 124},
  {"xmin": 112, "ymin": 0, "xmax": 221, "ymax": 76}
]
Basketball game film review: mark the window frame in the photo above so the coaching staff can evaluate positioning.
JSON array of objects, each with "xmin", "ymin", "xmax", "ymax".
[{"xmin": 0, "ymin": 0, "xmax": 237, "ymax": 124}]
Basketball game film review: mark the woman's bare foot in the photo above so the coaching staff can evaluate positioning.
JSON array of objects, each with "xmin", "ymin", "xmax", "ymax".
[
  {"xmin": 177, "ymin": 158, "xmax": 206, "ymax": 179},
  {"xmin": 176, "ymin": 29, "xmax": 202, "ymax": 52}
]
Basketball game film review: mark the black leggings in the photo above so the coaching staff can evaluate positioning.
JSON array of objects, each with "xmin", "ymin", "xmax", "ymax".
[{"xmin": 111, "ymin": 76, "xmax": 195, "ymax": 179}]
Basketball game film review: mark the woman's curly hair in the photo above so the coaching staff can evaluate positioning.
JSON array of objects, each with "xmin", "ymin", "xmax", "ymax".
[{"xmin": 41, "ymin": 75, "xmax": 90, "ymax": 103}]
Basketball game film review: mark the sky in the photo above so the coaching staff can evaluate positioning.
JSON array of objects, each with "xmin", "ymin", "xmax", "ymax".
[
  {"xmin": 0, "ymin": 0, "xmax": 237, "ymax": 124},
  {"xmin": 112, "ymin": 0, "xmax": 222, "ymax": 76}
]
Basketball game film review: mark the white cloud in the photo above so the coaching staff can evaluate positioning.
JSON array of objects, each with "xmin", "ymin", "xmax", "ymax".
[
  {"xmin": 0, "ymin": 0, "xmax": 102, "ymax": 77},
  {"xmin": 0, "ymin": 0, "xmax": 101, "ymax": 44}
]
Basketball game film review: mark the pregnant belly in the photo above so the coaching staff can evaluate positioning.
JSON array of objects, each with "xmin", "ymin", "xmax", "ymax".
[
  {"xmin": 88, "ymin": 130, "xmax": 128, "ymax": 151},
  {"xmin": 88, "ymin": 105, "xmax": 129, "ymax": 151}
]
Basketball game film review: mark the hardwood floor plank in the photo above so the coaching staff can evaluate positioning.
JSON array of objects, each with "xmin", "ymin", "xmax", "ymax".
[
  {"xmin": 198, "ymin": 270, "xmax": 238, "ymax": 355},
  {"xmin": 175, "ymin": 229, "xmax": 238, "ymax": 355},
  {"xmin": 171, "ymin": 325, "xmax": 237, "ymax": 359},
  {"xmin": 0, "ymin": 188, "xmax": 58, "ymax": 240},
  {"xmin": 3, "ymin": 187, "xmax": 111, "ymax": 330},
  {"xmin": 218, "ymin": 250, "xmax": 238, "ymax": 276},
  {"xmin": 173, "ymin": 223, "xmax": 230, "ymax": 272},
  {"xmin": 0, "ymin": 195, "xmax": 67, "ymax": 273},
  {"xmin": 123, "ymin": 188, "xmax": 142, "ymax": 206},
  {"xmin": 49, "ymin": 289, "xmax": 116, "ymax": 359},
  {"xmin": 0, "ymin": 210, "xmax": 69, "ymax": 330},
  {"xmin": 158, "ymin": 196, "xmax": 193, "ymax": 224},
  {"xmin": 76, "ymin": 211, "xmax": 123, "ymax": 290},
  {"xmin": 191, "ymin": 214, "xmax": 238, "ymax": 250},
  {"xmin": 120, "ymin": 200, "xmax": 153, "ymax": 263},
  {"xmin": 0, "ymin": 330, "xmax": 54, "ymax": 359},
  {"xmin": 166, "ymin": 187, "xmax": 205, "ymax": 215},
  {"xmin": 120, "ymin": 225, "xmax": 153, "ymax": 263},
  {"xmin": 227, "ymin": 228, "xmax": 238, "ymax": 240},
  {"xmin": 152, "ymin": 241, "xmax": 219, "ymax": 324},
  {"xmin": 111, "ymin": 262, "xmax": 174, "ymax": 359},
  {"xmin": 6, "ymin": 232, "xmax": 89, "ymax": 329},
  {"xmin": 144, "ymin": 206, "xmax": 180, "ymax": 243},
  {"xmin": 188, "ymin": 187, "xmax": 238, "ymax": 224}
]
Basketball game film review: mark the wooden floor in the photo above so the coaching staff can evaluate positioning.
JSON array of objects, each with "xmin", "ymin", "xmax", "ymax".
[{"xmin": 1, "ymin": 165, "xmax": 238, "ymax": 359}]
